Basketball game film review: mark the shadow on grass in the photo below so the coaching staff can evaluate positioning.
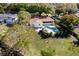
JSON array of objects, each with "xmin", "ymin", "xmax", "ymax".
[
  {"xmin": 0, "ymin": 40, "xmax": 23, "ymax": 56},
  {"xmin": 55, "ymin": 32, "xmax": 70, "ymax": 38},
  {"xmin": 0, "ymin": 36, "xmax": 23, "ymax": 56},
  {"xmin": 38, "ymin": 30, "xmax": 70, "ymax": 39},
  {"xmin": 38, "ymin": 30, "xmax": 51, "ymax": 39},
  {"xmin": 6, "ymin": 24, "xmax": 14, "ymax": 27}
]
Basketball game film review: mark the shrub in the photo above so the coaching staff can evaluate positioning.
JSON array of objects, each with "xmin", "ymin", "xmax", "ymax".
[
  {"xmin": 41, "ymin": 47, "xmax": 56, "ymax": 56},
  {"xmin": 0, "ymin": 25, "xmax": 8, "ymax": 40},
  {"xmin": 18, "ymin": 10, "xmax": 31, "ymax": 25}
]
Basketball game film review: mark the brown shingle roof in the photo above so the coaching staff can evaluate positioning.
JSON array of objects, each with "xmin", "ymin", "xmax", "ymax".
[{"xmin": 30, "ymin": 17, "xmax": 54, "ymax": 24}]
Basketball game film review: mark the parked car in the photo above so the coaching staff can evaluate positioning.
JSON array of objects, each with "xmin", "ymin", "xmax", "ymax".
[
  {"xmin": 35, "ymin": 23, "xmax": 53, "ymax": 33},
  {"xmin": 4, "ymin": 17, "xmax": 17, "ymax": 25},
  {"xmin": 41, "ymin": 25, "xmax": 59, "ymax": 37},
  {"xmin": 35, "ymin": 24, "xmax": 59, "ymax": 37}
]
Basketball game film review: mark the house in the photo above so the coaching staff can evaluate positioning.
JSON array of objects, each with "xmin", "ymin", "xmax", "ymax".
[
  {"xmin": 30, "ymin": 15, "xmax": 54, "ymax": 28},
  {"xmin": 0, "ymin": 14, "xmax": 18, "ymax": 25}
]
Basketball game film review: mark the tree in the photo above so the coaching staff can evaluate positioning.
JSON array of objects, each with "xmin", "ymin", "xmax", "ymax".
[
  {"xmin": 61, "ymin": 14, "xmax": 79, "ymax": 31},
  {"xmin": 55, "ymin": 8, "xmax": 64, "ymax": 16},
  {"xmin": 55, "ymin": 3, "xmax": 78, "ymax": 16},
  {"xmin": 0, "ymin": 4, "xmax": 11, "ymax": 13},
  {"xmin": 58, "ymin": 14, "xmax": 79, "ymax": 39},
  {"xmin": 0, "ymin": 4, "xmax": 5, "ymax": 13},
  {"xmin": 55, "ymin": 4, "xmax": 66, "ymax": 16},
  {"xmin": 65, "ymin": 4, "xmax": 78, "ymax": 14},
  {"xmin": 26, "ymin": 4, "xmax": 53, "ymax": 15},
  {"xmin": 8, "ymin": 3, "xmax": 29, "ymax": 13},
  {"xmin": 9, "ymin": 3, "xmax": 53, "ymax": 15},
  {"xmin": 18, "ymin": 10, "xmax": 31, "ymax": 25}
]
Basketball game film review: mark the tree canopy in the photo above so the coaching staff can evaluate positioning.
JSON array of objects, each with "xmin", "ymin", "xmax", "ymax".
[
  {"xmin": 18, "ymin": 10, "xmax": 31, "ymax": 24},
  {"xmin": 8, "ymin": 3, "xmax": 54, "ymax": 15},
  {"xmin": 55, "ymin": 3, "xmax": 78, "ymax": 15},
  {"xmin": 58, "ymin": 14, "xmax": 79, "ymax": 38}
]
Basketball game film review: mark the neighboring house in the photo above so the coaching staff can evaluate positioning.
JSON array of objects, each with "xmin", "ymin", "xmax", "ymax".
[
  {"xmin": 30, "ymin": 15, "xmax": 54, "ymax": 28},
  {"xmin": 0, "ymin": 14, "xmax": 18, "ymax": 25}
]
